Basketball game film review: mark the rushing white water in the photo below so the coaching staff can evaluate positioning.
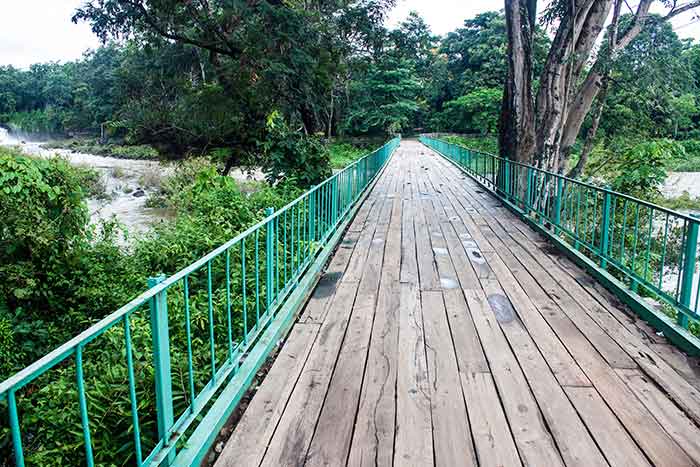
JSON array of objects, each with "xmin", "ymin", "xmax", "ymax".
[{"xmin": 1, "ymin": 127, "xmax": 172, "ymax": 237}]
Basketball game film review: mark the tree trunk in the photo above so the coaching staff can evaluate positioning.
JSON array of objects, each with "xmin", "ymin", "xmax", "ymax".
[
  {"xmin": 499, "ymin": 0, "xmax": 700, "ymax": 175},
  {"xmin": 567, "ymin": 75, "xmax": 609, "ymax": 178},
  {"xmin": 299, "ymin": 104, "xmax": 317, "ymax": 135},
  {"xmin": 499, "ymin": 0, "xmax": 537, "ymax": 163}
]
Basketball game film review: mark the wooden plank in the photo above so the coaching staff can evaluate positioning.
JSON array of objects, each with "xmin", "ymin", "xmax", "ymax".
[
  {"xmin": 348, "ymin": 199, "xmax": 402, "ymax": 467},
  {"xmin": 414, "ymin": 193, "xmax": 440, "ymax": 291},
  {"xmin": 460, "ymin": 371, "xmax": 523, "ymax": 467},
  {"xmin": 648, "ymin": 343, "xmax": 700, "ymax": 389},
  {"xmin": 431, "ymin": 166, "xmax": 590, "ymax": 388},
  {"xmin": 215, "ymin": 322, "xmax": 320, "ymax": 467},
  {"xmin": 306, "ymin": 214, "xmax": 387, "ymax": 466},
  {"xmin": 463, "ymin": 288, "xmax": 565, "ymax": 467},
  {"xmin": 477, "ymin": 282, "xmax": 607, "ymax": 467},
  {"xmin": 400, "ymin": 199, "xmax": 419, "ymax": 285},
  {"xmin": 442, "ymin": 288, "xmax": 488, "ymax": 375},
  {"xmin": 421, "ymin": 290, "xmax": 477, "ymax": 466},
  {"xmin": 259, "ymin": 280, "xmax": 360, "ymax": 467},
  {"xmin": 394, "ymin": 282, "xmax": 433, "ymax": 466},
  {"xmin": 564, "ymin": 386, "xmax": 652, "ymax": 467},
  {"xmin": 440, "ymin": 222, "xmax": 481, "ymax": 290},
  {"xmin": 617, "ymin": 368, "xmax": 700, "ymax": 464}
]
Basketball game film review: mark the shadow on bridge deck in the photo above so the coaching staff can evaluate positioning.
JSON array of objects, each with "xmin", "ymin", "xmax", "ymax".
[{"xmin": 214, "ymin": 140, "xmax": 700, "ymax": 467}]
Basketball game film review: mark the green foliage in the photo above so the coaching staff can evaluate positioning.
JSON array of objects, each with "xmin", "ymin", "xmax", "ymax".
[
  {"xmin": 443, "ymin": 134, "xmax": 499, "ymax": 154},
  {"xmin": 586, "ymin": 138, "xmax": 687, "ymax": 199},
  {"xmin": 659, "ymin": 191, "xmax": 700, "ymax": 211},
  {"xmin": 261, "ymin": 113, "xmax": 332, "ymax": 187},
  {"xmin": 344, "ymin": 57, "xmax": 422, "ymax": 135},
  {"xmin": 437, "ymin": 87, "xmax": 502, "ymax": 134},
  {"xmin": 328, "ymin": 142, "xmax": 369, "ymax": 169}
]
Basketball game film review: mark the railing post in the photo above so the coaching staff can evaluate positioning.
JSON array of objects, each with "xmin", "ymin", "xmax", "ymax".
[
  {"xmin": 503, "ymin": 159, "xmax": 510, "ymax": 198},
  {"xmin": 599, "ymin": 190, "xmax": 613, "ymax": 270},
  {"xmin": 309, "ymin": 187, "xmax": 316, "ymax": 242},
  {"xmin": 148, "ymin": 274, "xmax": 175, "ymax": 465},
  {"xmin": 679, "ymin": 216, "xmax": 699, "ymax": 328},
  {"xmin": 525, "ymin": 167, "xmax": 533, "ymax": 214},
  {"xmin": 332, "ymin": 178, "xmax": 338, "ymax": 226},
  {"xmin": 553, "ymin": 177, "xmax": 563, "ymax": 235},
  {"xmin": 265, "ymin": 207, "xmax": 275, "ymax": 312}
]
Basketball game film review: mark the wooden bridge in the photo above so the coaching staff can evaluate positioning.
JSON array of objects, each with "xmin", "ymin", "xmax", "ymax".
[{"xmin": 214, "ymin": 141, "xmax": 700, "ymax": 467}]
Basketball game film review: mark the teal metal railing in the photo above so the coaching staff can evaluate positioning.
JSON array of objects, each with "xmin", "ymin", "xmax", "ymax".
[
  {"xmin": 0, "ymin": 137, "xmax": 399, "ymax": 466},
  {"xmin": 420, "ymin": 136, "xmax": 700, "ymax": 336}
]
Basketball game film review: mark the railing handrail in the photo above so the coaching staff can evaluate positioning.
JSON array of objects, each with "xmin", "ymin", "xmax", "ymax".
[{"xmin": 441, "ymin": 138, "xmax": 700, "ymax": 224}]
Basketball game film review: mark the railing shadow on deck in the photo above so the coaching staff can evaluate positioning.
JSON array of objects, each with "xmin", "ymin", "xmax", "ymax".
[
  {"xmin": 0, "ymin": 138, "xmax": 400, "ymax": 467},
  {"xmin": 420, "ymin": 135, "xmax": 700, "ymax": 356}
]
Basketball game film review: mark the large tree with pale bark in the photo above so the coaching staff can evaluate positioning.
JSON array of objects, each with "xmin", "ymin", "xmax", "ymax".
[{"xmin": 500, "ymin": 0, "xmax": 700, "ymax": 174}]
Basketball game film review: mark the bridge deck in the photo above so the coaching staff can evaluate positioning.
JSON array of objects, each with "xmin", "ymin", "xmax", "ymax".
[{"xmin": 215, "ymin": 141, "xmax": 700, "ymax": 467}]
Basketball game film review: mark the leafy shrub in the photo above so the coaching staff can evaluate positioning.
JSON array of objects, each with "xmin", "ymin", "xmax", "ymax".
[
  {"xmin": 443, "ymin": 134, "xmax": 499, "ymax": 154},
  {"xmin": 439, "ymin": 87, "xmax": 502, "ymax": 134},
  {"xmin": 328, "ymin": 142, "xmax": 368, "ymax": 169},
  {"xmin": 608, "ymin": 139, "xmax": 687, "ymax": 198},
  {"xmin": 261, "ymin": 112, "xmax": 331, "ymax": 187}
]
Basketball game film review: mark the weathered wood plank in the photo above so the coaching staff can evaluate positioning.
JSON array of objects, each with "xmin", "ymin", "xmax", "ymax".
[
  {"xmin": 422, "ymin": 290, "xmax": 477, "ymax": 467},
  {"xmin": 259, "ymin": 281, "xmax": 360, "ymax": 467},
  {"xmin": 617, "ymin": 368, "xmax": 700, "ymax": 464},
  {"xmin": 565, "ymin": 386, "xmax": 652, "ymax": 467},
  {"xmin": 215, "ymin": 323, "xmax": 320, "ymax": 467},
  {"xmin": 305, "ymin": 214, "xmax": 387, "ymax": 466},
  {"xmin": 464, "ymin": 288, "xmax": 565, "ymax": 467},
  {"xmin": 348, "ymin": 198, "xmax": 402, "ymax": 467},
  {"xmin": 394, "ymin": 282, "xmax": 433, "ymax": 466}
]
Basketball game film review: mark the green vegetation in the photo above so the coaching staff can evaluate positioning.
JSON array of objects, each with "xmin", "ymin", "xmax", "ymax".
[
  {"xmin": 659, "ymin": 192, "xmax": 700, "ymax": 211},
  {"xmin": 328, "ymin": 142, "xmax": 373, "ymax": 169},
  {"xmin": 0, "ymin": 144, "xmax": 303, "ymax": 464},
  {"xmin": 443, "ymin": 134, "xmax": 499, "ymax": 155}
]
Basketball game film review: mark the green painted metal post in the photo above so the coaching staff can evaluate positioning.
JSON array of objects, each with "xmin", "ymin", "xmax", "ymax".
[
  {"xmin": 599, "ymin": 191, "xmax": 613, "ymax": 270},
  {"xmin": 148, "ymin": 275, "xmax": 175, "ymax": 465},
  {"xmin": 503, "ymin": 159, "xmax": 510, "ymax": 199},
  {"xmin": 332, "ymin": 178, "xmax": 338, "ymax": 226},
  {"xmin": 553, "ymin": 177, "xmax": 563, "ymax": 235},
  {"xmin": 525, "ymin": 167, "xmax": 533, "ymax": 214},
  {"xmin": 265, "ymin": 207, "xmax": 275, "ymax": 312},
  {"xmin": 679, "ymin": 216, "xmax": 699, "ymax": 328},
  {"xmin": 8, "ymin": 390, "xmax": 24, "ymax": 467},
  {"xmin": 309, "ymin": 187, "xmax": 316, "ymax": 242}
]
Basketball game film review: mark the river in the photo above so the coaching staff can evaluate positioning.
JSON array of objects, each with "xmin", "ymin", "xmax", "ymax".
[{"xmin": 0, "ymin": 127, "xmax": 172, "ymax": 236}]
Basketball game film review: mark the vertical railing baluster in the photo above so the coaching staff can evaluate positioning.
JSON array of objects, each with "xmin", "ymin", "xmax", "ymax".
[
  {"xmin": 600, "ymin": 190, "xmax": 612, "ymax": 269},
  {"xmin": 182, "ymin": 276, "xmax": 196, "ymax": 404},
  {"xmin": 124, "ymin": 316, "xmax": 143, "ymax": 466},
  {"xmin": 8, "ymin": 390, "xmax": 25, "ymax": 467},
  {"xmin": 148, "ymin": 275, "xmax": 175, "ymax": 465},
  {"xmin": 75, "ymin": 346, "xmax": 94, "ymax": 467},
  {"xmin": 679, "ymin": 217, "xmax": 699, "ymax": 328},
  {"xmin": 265, "ymin": 207, "xmax": 275, "ymax": 313},
  {"xmin": 206, "ymin": 262, "xmax": 217, "ymax": 373},
  {"xmin": 225, "ymin": 250, "xmax": 233, "ymax": 360},
  {"xmin": 242, "ymin": 239, "xmax": 248, "ymax": 336}
]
